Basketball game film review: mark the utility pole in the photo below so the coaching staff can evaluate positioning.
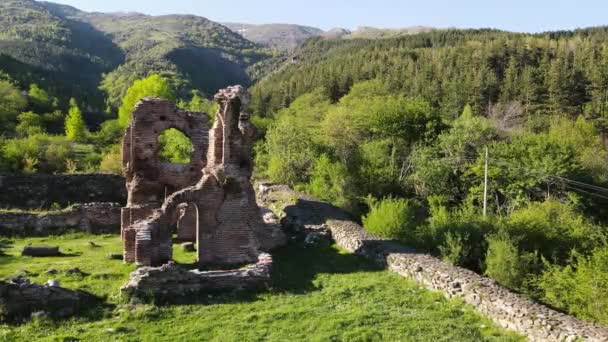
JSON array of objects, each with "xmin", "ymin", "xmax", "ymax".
[{"xmin": 483, "ymin": 147, "xmax": 489, "ymax": 217}]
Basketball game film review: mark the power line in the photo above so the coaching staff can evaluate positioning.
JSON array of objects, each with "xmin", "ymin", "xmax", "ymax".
[
  {"xmin": 416, "ymin": 154, "xmax": 608, "ymax": 199},
  {"xmin": 564, "ymin": 184, "xmax": 608, "ymax": 201}
]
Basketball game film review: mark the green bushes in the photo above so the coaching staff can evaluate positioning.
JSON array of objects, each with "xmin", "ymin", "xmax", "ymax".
[
  {"xmin": 506, "ymin": 200, "xmax": 605, "ymax": 265},
  {"xmin": 415, "ymin": 197, "xmax": 495, "ymax": 269},
  {"xmin": 306, "ymin": 154, "xmax": 353, "ymax": 210},
  {"xmin": 484, "ymin": 231, "xmax": 538, "ymax": 290},
  {"xmin": 362, "ymin": 197, "xmax": 417, "ymax": 241},
  {"xmin": 536, "ymin": 247, "xmax": 608, "ymax": 325},
  {"xmin": 1, "ymin": 134, "xmax": 72, "ymax": 173},
  {"xmin": 99, "ymin": 144, "xmax": 123, "ymax": 175}
]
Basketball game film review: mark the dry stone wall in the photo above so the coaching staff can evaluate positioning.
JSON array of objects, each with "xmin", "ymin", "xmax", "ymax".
[
  {"xmin": 257, "ymin": 182, "xmax": 608, "ymax": 342},
  {"xmin": 0, "ymin": 174, "xmax": 126, "ymax": 209},
  {"xmin": 0, "ymin": 280, "xmax": 100, "ymax": 323},
  {"xmin": 0, "ymin": 203, "xmax": 121, "ymax": 236}
]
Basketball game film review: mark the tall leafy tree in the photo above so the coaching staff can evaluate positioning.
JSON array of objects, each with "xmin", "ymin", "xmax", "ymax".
[
  {"xmin": 0, "ymin": 80, "xmax": 27, "ymax": 133},
  {"xmin": 65, "ymin": 98, "xmax": 87, "ymax": 141},
  {"xmin": 118, "ymin": 74, "xmax": 175, "ymax": 127}
]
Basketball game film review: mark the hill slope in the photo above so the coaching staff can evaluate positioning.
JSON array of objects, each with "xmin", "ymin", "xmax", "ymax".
[
  {"xmin": 0, "ymin": 0, "xmax": 123, "ymax": 108},
  {"xmin": 223, "ymin": 23, "xmax": 323, "ymax": 52},
  {"xmin": 0, "ymin": 0, "xmax": 272, "ymax": 110},
  {"xmin": 251, "ymin": 27, "xmax": 608, "ymax": 120}
]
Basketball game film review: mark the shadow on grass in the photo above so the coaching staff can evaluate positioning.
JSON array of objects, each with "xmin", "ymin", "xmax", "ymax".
[
  {"xmin": 148, "ymin": 240, "xmax": 382, "ymax": 307},
  {"xmin": 270, "ymin": 241, "xmax": 384, "ymax": 294}
]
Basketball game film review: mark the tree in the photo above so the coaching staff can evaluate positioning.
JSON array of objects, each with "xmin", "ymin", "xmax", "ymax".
[
  {"xmin": 16, "ymin": 111, "xmax": 44, "ymax": 137},
  {"xmin": 65, "ymin": 98, "xmax": 87, "ymax": 141},
  {"xmin": 118, "ymin": 74, "xmax": 175, "ymax": 127},
  {"xmin": 28, "ymin": 84, "xmax": 56, "ymax": 113},
  {"xmin": 0, "ymin": 80, "xmax": 27, "ymax": 133}
]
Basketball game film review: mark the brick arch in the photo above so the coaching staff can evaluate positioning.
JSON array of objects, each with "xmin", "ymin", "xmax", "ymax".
[{"xmin": 121, "ymin": 98, "xmax": 211, "ymax": 263}]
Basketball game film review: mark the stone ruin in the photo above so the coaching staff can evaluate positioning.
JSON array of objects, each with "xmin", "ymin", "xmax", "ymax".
[{"xmin": 120, "ymin": 86, "xmax": 284, "ymax": 271}]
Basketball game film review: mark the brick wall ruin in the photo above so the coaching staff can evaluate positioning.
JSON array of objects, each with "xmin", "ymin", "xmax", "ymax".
[{"xmin": 121, "ymin": 86, "xmax": 285, "ymax": 268}]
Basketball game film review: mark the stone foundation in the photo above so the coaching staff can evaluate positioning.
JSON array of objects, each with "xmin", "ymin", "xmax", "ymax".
[
  {"xmin": 0, "ymin": 281, "xmax": 100, "ymax": 323},
  {"xmin": 121, "ymin": 254, "xmax": 273, "ymax": 301},
  {"xmin": 258, "ymin": 182, "xmax": 608, "ymax": 342},
  {"xmin": 0, "ymin": 203, "xmax": 121, "ymax": 236}
]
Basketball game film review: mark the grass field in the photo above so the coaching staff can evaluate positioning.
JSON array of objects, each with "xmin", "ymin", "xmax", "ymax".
[{"xmin": 0, "ymin": 234, "xmax": 523, "ymax": 341}]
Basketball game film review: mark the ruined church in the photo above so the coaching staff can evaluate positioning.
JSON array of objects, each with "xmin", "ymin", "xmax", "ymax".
[{"xmin": 120, "ymin": 86, "xmax": 282, "ymax": 268}]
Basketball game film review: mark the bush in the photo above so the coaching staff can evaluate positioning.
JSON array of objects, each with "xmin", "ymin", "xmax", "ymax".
[
  {"xmin": 99, "ymin": 145, "xmax": 122, "ymax": 175},
  {"xmin": 537, "ymin": 247, "xmax": 608, "ymax": 325},
  {"xmin": 362, "ymin": 196, "xmax": 417, "ymax": 241},
  {"xmin": 158, "ymin": 128, "xmax": 193, "ymax": 164},
  {"xmin": 507, "ymin": 199, "xmax": 605, "ymax": 264},
  {"xmin": 306, "ymin": 154, "xmax": 353, "ymax": 210},
  {"xmin": 484, "ymin": 231, "xmax": 538, "ymax": 291},
  {"xmin": 264, "ymin": 115, "xmax": 318, "ymax": 185},
  {"xmin": 417, "ymin": 198, "xmax": 495, "ymax": 270},
  {"xmin": 91, "ymin": 119, "xmax": 124, "ymax": 147},
  {"xmin": 0, "ymin": 134, "xmax": 75, "ymax": 173},
  {"xmin": 439, "ymin": 231, "xmax": 470, "ymax": 266}
]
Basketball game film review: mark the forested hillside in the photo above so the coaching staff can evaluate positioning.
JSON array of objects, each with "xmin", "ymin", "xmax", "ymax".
[
  {"xmin": 252, "ymin": 28, "xmax": 608, "ymax": 123},
  {"xmin": 0, "ymin": 0, "xmax": 271, "ymax": 178},
  {"xmin": 0, "ymin": 0, "xmax": 123, "ymax": 109},
  {"xmin": 252, "ymin": 27, "xmax": 608, "ymax": 326},
  {"xmin": 0, "ymin": 0, "xmax": 271, "ymax": 113}
]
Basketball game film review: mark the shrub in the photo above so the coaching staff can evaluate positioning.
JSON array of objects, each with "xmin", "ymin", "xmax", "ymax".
[
  {"xmin": 264, "ymin": 115, "xmax": 318, "ymax": 185},
  {"xmin": 439, "ymin": 231, "xmax": 470, "ymax": 266},
  {"xmin": 158, "ymin": 128, "xmax": 193, "ymax": 164},
  {"xmin": 362, "ymin": 196, "xmax": 417, "ymax": 241},
  {"xmin": 507, "ymin": 199, "xmax": 605, "ymax": 264},
  {"xmin": 0, "ymin": 134, "xmax": 74, "ymax": 173},
  {"xmin": 44, "ymin": 141, "xmax": 71, "ymax": 172},
  {"xmin": 306, "ymin": 154, "xmax": 353, "ymax": 209},
  {"xmin": 484, "ymin": 231, "xmax": 538, "ymax": 291},
  {"xmin": 417, "ymin": 197, "xmax": 495, "ymax": 270},
  {"xmin": 537, "ymin": 247, "xmax": 608, "ymax": 325},
  {"xmin": 99, "ymin": 145, "xmax": 122, "ymax": 175}
]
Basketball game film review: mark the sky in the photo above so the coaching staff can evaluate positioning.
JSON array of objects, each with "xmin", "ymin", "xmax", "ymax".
[{"xmin": 47, "ymin": 0, "xmax": 608, "ymax": 33}]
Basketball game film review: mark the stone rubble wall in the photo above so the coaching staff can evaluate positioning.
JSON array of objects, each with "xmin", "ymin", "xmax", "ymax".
[
  {"xmin": 257, "ymin": 182, "xmax": 608, "ymax": 342},
  {"xmin": 121, "ymin": 253, "xmax": 273, "ymax": 301},
  {"xmin": 0, "ymin": 281, "xmax": 100, "ymax": 323},
  {"xmin": 0, "ymin": 203, "xmax": 121, "ymax": 236},
  {"xmin": 0, "ymin": 174, "xmax": 126, "ymax": 209}
]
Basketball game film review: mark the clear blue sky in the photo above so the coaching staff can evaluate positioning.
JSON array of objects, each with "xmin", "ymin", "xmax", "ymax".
[{"xmin": 47, "ymin": 0, "xmax": 608, "ymax": 32}]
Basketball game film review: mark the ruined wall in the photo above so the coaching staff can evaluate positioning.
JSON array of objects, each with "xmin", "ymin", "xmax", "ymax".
[
  {"xmin": 0, "ymin": 203, "xmax": 121, "ymax": 236},
  {"xmin": 122, "ymin": 88, "xmax": 285, "ymax": 268},
  {"xmin": 0, "ymin": 174, "xmax": 126, "ymax": 209},
  {"xmin": 121, "ymin": 98, "xmax": 211, "ymax": 263},
  {"xmin": 0, "ymin": 280, "xmax": 100, "ymax": 323},
  {"xmin": 257, "ymin": 182, "xmax": 608, "ymax": 342},
  {"xmin": 121, "ymin": 254, "xmax": 272, "ymax": 301}
]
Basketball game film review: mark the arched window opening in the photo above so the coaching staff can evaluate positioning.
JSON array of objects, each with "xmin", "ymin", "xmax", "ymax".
[{"xmin": 158, "ymin": 128, "xmax": 193, "ymax": 164}]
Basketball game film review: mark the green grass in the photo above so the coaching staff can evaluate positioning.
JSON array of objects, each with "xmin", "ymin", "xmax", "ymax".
[{"xmin": 0, "ymin": 234, "xmax": 523, "ymax": 341}]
